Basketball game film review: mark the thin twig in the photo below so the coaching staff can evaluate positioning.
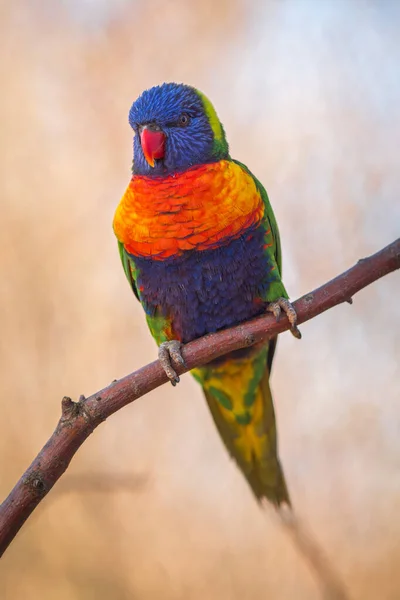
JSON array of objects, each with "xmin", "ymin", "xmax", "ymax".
[{"xmin": 0, "ymin": 238, "xmax": 399, "ymax": 557}]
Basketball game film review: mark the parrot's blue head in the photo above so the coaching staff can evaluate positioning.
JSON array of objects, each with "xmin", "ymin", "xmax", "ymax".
[{"xmin": 129, "ymin": 83, "xmax": 229, "ymax": 176}]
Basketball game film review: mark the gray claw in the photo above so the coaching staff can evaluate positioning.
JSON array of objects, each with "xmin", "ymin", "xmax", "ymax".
[
  {"xmin": 158, "ymin": 340, "xmax": 185, "ymax": 386},
  {"xmin": 266, "ymin": 298, "xmax": 302, "ymax": 339}
]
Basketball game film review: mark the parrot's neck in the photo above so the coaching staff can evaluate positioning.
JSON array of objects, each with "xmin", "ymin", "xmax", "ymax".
[{"xmin": 113, "ymin": 160, "xmax": 264, "ymax": 261}]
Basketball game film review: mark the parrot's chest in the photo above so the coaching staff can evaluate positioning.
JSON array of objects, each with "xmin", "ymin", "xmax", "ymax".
[{"xmin": 133, "ymin": 225, "xmax": 275, "ymax": 343}]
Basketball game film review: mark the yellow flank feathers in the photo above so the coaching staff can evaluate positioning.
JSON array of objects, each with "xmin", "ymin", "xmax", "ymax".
[
  {"xmin": 193, "ymin": 346, "xmax": 290, "ymax": 505},
  {"xmin": 194, "ymin": 356, "xmax": 266, "ymax": 464}
]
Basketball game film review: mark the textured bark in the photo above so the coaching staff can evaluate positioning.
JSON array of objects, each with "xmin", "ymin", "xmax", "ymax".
[{"xmin": 0, "ymin": 238, "xmax": 399, "ymax": 557}]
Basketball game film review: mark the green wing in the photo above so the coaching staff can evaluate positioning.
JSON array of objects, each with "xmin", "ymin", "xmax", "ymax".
[
  {"xmin": 233, "ymin": 159, "xmax": 288, "ymax": 372},
  {"xmin": 117, "ymin": 241, "xmax": 173, "ymax": 346},
  {"xmin": 118, "ymin": 240, "xmax": 139, "ymax": 300},
  {"xmin": 233, "ymin": 159, "xmax": 283, "ymax": 276}
]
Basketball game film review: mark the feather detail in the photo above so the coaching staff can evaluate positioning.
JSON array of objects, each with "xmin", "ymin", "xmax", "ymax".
[{"xmin": 113, "ymin": 160, "xmax": 264, "ymax": 259}]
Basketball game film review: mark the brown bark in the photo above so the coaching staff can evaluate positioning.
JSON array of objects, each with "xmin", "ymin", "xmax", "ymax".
[{"xmin": 0, "ymin": 238, "xmax": 399, "ymax": 557}]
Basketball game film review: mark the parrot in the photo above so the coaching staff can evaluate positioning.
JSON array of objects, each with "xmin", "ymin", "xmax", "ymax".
[{"xmin": 113, "ymin": 83, "xmax": 300, "ymax": 507}]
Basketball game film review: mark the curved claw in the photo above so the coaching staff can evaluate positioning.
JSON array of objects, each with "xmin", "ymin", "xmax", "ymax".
[
  {"xmin": 158, "ymin": 340, "xmax": 186, "ymax": 386},
  {"xmin": 266, "ymin": 302, "xmax": 281, "ymax": 321},
  {"xmin": 266, "ymin": 298, "xmax": 302, "ymax": 339}
]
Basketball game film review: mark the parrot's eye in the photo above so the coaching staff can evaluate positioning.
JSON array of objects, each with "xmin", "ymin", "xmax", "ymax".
[{"xmin": 178, "ymin": 113, "xmax": 190, "ymax": 127}]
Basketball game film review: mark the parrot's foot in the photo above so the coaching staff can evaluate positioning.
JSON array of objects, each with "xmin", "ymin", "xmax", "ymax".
[
  {"xmin": 266, "ymin": 298, "xmax": 302, "ymax": 339},
  {"xmin": 158, "ymin": 340, "xmax": 186, "ymax": 386}
]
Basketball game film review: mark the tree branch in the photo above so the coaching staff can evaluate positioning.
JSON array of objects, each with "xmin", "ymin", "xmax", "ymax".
[{"xmin": 0, "ymin": 239, "xmax": 399, "ymax": 557}]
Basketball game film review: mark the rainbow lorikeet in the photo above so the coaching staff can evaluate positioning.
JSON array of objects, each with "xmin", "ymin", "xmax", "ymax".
[{"xmin": 113, "ymin": 83, "xmax": 300, "ymax": 506}]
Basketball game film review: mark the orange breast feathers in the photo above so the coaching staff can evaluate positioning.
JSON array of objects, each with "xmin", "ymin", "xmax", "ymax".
[{"xmin": 113, "ymin": 160, "xmax": 265, "ymax": 260}]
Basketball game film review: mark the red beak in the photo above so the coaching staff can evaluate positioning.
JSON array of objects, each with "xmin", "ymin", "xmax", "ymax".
[{"xmin": 140, "ymin": 127, "xmax": 165, "ymax": 167}]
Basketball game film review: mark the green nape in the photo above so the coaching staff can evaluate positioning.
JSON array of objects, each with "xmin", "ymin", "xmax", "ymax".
[{"xmin": 195, "ymin": 89, "xmax": 229, "ymax": 159}]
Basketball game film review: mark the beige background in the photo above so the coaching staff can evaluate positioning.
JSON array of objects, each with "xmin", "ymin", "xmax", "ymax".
[{"xmin": 0, "ymin": 1, "xmax": 399, "ymax": 598}]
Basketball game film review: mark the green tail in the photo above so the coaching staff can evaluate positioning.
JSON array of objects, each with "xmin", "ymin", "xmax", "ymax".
[{"xmin": 192, "ymin": 344, "xmax": 290, "ymax": 506}]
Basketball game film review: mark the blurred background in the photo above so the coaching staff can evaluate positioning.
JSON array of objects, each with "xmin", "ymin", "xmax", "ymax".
[{"xmin": 0, "ymin": 0, "xmax": 399, "ymax": 598}]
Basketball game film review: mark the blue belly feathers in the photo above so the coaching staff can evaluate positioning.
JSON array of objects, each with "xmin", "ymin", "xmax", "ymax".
[{"xmin": 131, "ymin": 225, "xmax": 277, "ymax": 344}]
